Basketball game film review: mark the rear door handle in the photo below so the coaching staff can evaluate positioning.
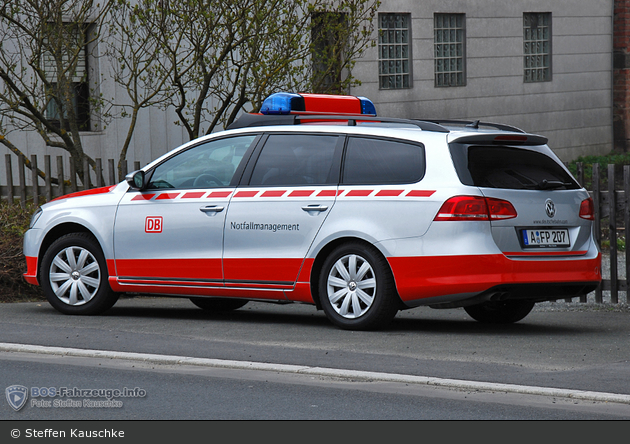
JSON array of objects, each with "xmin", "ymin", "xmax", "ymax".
[
  {"xmin": 301, "ymin": 204, "xmax": 328, "ymax": 212},
  {"xmin": 200, "ymin": 205, "xmax": 225, "ymax": 213}
]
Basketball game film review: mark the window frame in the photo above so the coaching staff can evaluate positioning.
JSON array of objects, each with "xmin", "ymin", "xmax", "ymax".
[
  {"xmin": 43, "ymin": 23, "xmax": 92, "ymax": 131},
  {"xmin": 311, "ymin": 11, "xmax": 348, "ymax": 94},
  {"xmin": 433, "ymin": 13, "xmax": 466, "ymax": 88},
  {"xmin": 523, "ymin": 12, "xmax": 552, "ymax": 83},
  {"xmin": 378, "ymin": 13, "xmax": 412, "ymax": 90}
]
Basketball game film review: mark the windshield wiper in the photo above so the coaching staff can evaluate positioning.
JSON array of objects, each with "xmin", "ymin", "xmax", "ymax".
[{"xmin": 534, "ymin": 179, "xmax": 574, "ymax": 190}]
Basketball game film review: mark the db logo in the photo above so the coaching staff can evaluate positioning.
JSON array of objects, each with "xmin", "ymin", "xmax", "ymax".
[{"xmin": 145, "ymin": 216, "xmax": 163, "ymax": 233}]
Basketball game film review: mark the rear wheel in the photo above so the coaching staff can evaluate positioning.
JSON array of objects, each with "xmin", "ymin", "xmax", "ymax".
[
  {"xmin": 318, "ymin": 242, "xmax": 399, "ymax": 330},
  {"xmin": 464, "ymin": 300, "xmax": 535, "ymax": 324},
  {"xmin": 190, "ymin": 298, "xmax": 248, "ymax": 311},
  {"xmin": 40, "ymin": 232, "xmax": 119, "ymax": 315}
]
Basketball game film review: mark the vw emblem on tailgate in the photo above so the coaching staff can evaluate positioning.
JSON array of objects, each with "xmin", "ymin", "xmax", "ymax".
[{"xmin": 545, "ymin": 199, "xmax": 556, "ymax": 218}]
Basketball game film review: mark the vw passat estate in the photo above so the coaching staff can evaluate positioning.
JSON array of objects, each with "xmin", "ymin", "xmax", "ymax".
[{"xmin": 23, "ymin": 92, "xmax": 601, "ymax": 330}]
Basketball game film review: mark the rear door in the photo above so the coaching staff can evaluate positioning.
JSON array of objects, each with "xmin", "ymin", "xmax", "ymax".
[{"xmin": 222, "ymin": 133, "xmax": 343, "ymax": 288}]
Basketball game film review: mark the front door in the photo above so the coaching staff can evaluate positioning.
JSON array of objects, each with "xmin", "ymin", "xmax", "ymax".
[{"xmin": 112, "ymin": 135, "xmax": 258, "ymax": 293}]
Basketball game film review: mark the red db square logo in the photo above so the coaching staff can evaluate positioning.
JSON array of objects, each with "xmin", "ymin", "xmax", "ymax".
[{"xmin": 145, "ymin": 216, "xmax": 162, "ymax": 233}]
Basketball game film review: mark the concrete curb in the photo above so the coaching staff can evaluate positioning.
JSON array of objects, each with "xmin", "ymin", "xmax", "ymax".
[{"xmin": 2, "ymin": 342, "xmax": 630, "ymax": 406}]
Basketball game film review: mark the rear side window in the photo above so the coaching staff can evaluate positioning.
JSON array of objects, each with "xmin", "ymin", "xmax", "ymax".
[
  {"xmin": 454, "ymin": 146, "xmax": 579, "ymax": 190},
  {"xmin": 342, "ymin": 137, "xmax": 425, "ymax": 185},
  {"xmin": 249, "ymin": 134, "xmax": 339, "ymax": 186}
]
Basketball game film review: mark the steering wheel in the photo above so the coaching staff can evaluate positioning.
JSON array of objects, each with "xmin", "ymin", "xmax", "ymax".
[{"xmin": 193, "ymin": 173, "xmax": 224, "ymax": 188}]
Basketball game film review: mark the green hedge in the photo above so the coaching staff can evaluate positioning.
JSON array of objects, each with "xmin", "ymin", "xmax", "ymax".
[
  {"xmin": 566, "ymin": 150, "xmax": 630, "ymax": 190},
  {"xmin": 0, "ymin": 201, "xmax": 44, "ymax": 302}
]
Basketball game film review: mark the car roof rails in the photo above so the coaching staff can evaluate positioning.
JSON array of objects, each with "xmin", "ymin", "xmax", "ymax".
[{"xmin": 227, "ymin": 113, "xmax": 451, "ymax": 133}]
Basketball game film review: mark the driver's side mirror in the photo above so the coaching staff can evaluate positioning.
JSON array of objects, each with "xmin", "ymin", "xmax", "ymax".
[{"xmin": 125, "ymin": 170, "xmax": 147, "ymax": 190}]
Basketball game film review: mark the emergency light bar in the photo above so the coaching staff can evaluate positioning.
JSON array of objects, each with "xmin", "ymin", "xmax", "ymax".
[{"xmin": 259, "ymin": 92, "xmax": 377, "ymax": 116}]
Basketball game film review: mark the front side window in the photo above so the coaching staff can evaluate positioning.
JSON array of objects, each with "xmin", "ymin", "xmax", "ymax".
[
  {"xmin": 342, "ymin": 137, "xmax": 425, "ymax": 185},
  {"xmin": 249, "ymin": 134, "xmax": 339, "ymax": 186},
  {"xmin": 434, "ymin": 13, "xmax": 466, "ymax": 87},
  {"xmin": 378, "ymin": 13, "xmax": 411, "ymax": 89},
  {"xmin": 524, "ymin": 12, "xmax": 552, "ymax": 82},
  {"xmin": 148, "ymin": 135, "xmax": 257, "ymax": 189}
]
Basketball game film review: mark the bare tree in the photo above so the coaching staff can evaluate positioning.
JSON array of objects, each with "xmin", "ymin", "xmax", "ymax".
[
  {"xmin": 125, "ymin": 0, "xmax": 379, "ymax": 141},
  {"xmin": 0, "ymin": 0, "xmax": 379, "ymax": 187},
  {"xmin": 0, "ymin": 0, "xmax": 111, "ymax": 186},
  {"xmin": 105, "ymin": 0, "xmax": 173, "ymax": 179}
]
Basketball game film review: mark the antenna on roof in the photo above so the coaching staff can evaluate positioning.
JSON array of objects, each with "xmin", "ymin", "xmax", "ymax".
[{"xmin": 467, "ymin": 120, "xmax": 480, "ymax": 129}]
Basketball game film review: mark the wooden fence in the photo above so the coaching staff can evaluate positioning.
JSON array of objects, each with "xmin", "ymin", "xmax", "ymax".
[
  {"xmin": 0, "ymin": 154, "xmax": 140, "ymax": 206},
  {"xmin": 0, "ymin": 154, "xmax": 629, "ymax": 305}
]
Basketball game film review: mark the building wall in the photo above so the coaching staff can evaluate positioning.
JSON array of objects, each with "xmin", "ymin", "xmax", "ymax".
[
  {"xmin": 351, "ymin": 0, "xmax": 614, "ymax": 161},
  {"xmin": 0, "ymin": 33, "xmax": 189, "ymax": 186},
  {"xmin": 0, "ymin": 0, "xmax": 617, "ymax": 187},
  {"xmin": 0, "ymin": 72, "xmax": 188, "ymax": 186},
  {"xmin": 614, "ymin": 0, "xmax": 630, "ymax": 151}
]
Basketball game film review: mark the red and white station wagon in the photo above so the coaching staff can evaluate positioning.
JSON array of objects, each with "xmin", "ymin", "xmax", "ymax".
[{"xmin": 23, "ymin": 93, "xmax": 601, "ymax": 330}]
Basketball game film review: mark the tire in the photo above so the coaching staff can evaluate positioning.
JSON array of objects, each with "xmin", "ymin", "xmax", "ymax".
[
  {"xmin": 464, "ymin": 300, "xmax": 535, "ymax": 324},
  {"xmin": 40, "ymin": 232, "xmax": 119, "ymax": 315},
  {"xmin": 190, "ymin": 298, "xmax": 248, "ymax": 311},
  {"xmin": 318, "ymin": 242, "xmax": 399, "ymax": 330}
]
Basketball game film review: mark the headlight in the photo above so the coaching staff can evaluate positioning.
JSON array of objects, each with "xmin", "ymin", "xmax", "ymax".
[{"xmin": 29, "ymin": 207, "xmax": 43, "ymax": 228}]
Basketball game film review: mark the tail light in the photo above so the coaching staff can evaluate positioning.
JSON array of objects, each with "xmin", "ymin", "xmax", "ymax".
[
  {"xmin": 486, "ymin": 198, "xmax": 519, "ymax": 220},
  {"xmin": 434, "ymin": 196, "xmax": 517, "ymax": 221},
  {"xmin": 579, "ymin": 197, "xmax": 595, "ymax": 220}
]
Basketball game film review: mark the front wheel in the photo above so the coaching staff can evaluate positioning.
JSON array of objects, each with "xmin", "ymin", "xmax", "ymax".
[
  {"xmin": 40, "ymin": 232, "xmax": 119, "ymax": 315},
  {"xmin": 464, "ymin": 300, "xmax": 535, "ymax": 324},
  {"xmin": 318, "ymin": 242, "xmax": 399, "ymax": 330}
]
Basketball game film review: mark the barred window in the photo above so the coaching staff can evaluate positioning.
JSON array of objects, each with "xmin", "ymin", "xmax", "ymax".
[
  {"xmin": 434, "ymin": 13, "xmax": 466, "ymax": 87},
  {"xmin": 44, "ymin": 24, "xmax": 91, "ymax": 131},
  {"xmin": 524, "ymin": 12, "xmax": 551, "ymax": 82},
  {"xmin": 378, "ymin": 13, "xmax": 411, "ymax": 89}
]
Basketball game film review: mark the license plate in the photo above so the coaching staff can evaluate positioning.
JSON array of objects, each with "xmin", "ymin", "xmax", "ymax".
[{"xmin": 521, "ymin": 229, "xmax": 570, "ymax": 248}]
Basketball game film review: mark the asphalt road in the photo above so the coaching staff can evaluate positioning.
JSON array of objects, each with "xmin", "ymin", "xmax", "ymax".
[{"xmin": 1, "ymin": 296, "xmax": 629, "ymax": 421}]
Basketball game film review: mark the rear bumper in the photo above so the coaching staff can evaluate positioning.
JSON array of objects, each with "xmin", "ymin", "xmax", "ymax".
[{"xmin": 388, "ymin": 253, "xmax": 601, "ymax": 306}]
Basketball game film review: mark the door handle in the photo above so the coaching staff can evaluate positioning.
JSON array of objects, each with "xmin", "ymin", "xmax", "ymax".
[
  {"xmin": 200, "ymin": 205, "xmax": 225, "ymax": 213},
  {"xmin": 301, "ymin": 204, "xmax": 328, "ymax": 212}
]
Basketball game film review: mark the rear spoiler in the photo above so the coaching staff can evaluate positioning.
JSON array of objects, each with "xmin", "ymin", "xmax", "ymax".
[{"xmin": 449, "ymin": 133, "xmax": 549, "ymax": 146}]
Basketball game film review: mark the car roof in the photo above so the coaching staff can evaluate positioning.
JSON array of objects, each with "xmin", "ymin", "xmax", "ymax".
[{"xmin": 226, "ymin": 113, "xmax": 549, "ymax": 146}]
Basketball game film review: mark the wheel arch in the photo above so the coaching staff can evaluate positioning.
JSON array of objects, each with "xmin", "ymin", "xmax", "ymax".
[
  {"xmin": 36, "ymin": 223, "xmax": 100, "ymax": 283},
  {"xmin": 309, "ymin": 236, "xmax": 403, "ymax": 310}
]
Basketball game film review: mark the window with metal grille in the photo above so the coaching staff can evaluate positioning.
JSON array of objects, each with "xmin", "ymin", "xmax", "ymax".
[
  {"xmin": 378, "ymin": 13, "xmax": 411, "ymax": 89},
  {"xmin": 523, "ymin": 12, "xmax": 551, "ymax": 82},
  {"xmin": 434, "ymin": 13, "xmax": 466, "ymax": 87}
]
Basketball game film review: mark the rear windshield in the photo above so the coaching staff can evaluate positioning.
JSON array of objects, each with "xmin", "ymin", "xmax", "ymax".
[{"xmin": 450, "ymin": 145, "xmax": 580, "ymax": 190}]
